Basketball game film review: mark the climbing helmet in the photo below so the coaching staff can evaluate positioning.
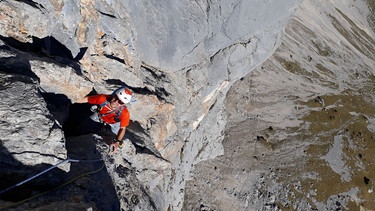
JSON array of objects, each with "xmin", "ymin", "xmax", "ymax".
[{"xmin": 115, "ymin": 87, "xmax": 132, "ymax": 104}]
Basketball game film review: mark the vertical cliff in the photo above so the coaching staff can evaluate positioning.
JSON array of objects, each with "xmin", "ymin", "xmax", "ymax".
[{"xmin": 0, "ymin": 0, "xmax": 373, "ymax": 210}]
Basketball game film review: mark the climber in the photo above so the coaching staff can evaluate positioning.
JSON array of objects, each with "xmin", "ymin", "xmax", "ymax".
[{"xmin": 75, "ymin": 87, "xmax": 132, "ymax": 153}]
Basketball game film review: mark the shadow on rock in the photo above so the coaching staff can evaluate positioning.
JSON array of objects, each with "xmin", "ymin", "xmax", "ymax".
[
  {"xmin": 65, "ymin": 134, "xmax": 120, "ymax": 210},
  {"xmin": 0, "ymin": 144, "xmax": 67, "ymax": 203},
  {"xmin": 0, "ymin": 136, "xmax": 121, "ymax": 210}
]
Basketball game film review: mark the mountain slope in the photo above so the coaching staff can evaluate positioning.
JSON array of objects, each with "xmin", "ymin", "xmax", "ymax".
[{"xmin": 183, "ymin": 0, "xmax": 375, "ymax": 210}]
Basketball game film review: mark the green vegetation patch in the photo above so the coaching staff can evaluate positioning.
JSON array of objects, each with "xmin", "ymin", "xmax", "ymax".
[{"xmin": 298, "ymin": 92, "xmax": 375, "ymax": 209}]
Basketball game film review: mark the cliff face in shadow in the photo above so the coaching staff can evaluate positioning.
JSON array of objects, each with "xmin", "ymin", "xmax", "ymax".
[{"xmin": 0, "ymin": 0, "xmax": 374, "ymax": 210}]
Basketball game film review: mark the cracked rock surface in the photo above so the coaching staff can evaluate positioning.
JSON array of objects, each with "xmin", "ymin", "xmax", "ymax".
[{"xmin": 0, "ymin": 0, "xmax": 374, "ymax": 210}]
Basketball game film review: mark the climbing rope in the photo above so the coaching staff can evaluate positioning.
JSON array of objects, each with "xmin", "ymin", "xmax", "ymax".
[{"xmin": 0, "ymin": 158, "xmax": 104, "ymax": 210}]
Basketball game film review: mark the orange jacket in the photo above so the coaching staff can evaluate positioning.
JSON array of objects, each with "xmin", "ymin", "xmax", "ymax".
[{"xmin": 88, "ymin": 94, "xmax": 130, "ymax": 128}]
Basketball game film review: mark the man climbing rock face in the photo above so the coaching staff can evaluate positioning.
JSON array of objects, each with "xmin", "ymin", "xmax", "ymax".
[{"xmin": 75, "ymin": 87, "xmax": 132, "ymax": 154}]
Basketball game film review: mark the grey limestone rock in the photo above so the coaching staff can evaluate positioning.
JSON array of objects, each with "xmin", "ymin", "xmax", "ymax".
[{"xmin": 0, "ymin": 0, "xmax": 374, "ymax": 210}]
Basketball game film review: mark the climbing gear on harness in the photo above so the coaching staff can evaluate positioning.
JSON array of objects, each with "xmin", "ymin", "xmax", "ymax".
[
  {"xmin": 114, "ymin": 87, "xmax": 132, "ymax": 104},
  {"xmin": 90, "ymin": 105, "xmax": 98, "ymax": 112},
  {"xmin": 89, "ymin": 112, "xmax": 103, "ymax": 123}
]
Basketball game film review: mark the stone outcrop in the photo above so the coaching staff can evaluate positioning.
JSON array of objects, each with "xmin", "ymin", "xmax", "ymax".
[
  {"xmin": 0, "ymin": 0, "xmax": 374, "ymax": 210},
  {"xmin": 0, "ymin": 69, "xmax": 67, "ymax": 170}
]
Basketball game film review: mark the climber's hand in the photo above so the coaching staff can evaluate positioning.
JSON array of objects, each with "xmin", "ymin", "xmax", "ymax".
[
  {"xmin": 109, "ymin": 142, "xmax": 119, "ymax": 154},
  {"xmin": 109, "ymin": 139, "xmax": 123, "ymax": 154}
]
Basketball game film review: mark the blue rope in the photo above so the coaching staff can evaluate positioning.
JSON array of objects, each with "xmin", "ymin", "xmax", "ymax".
[{"xmin": 0, "ymin": 158, "xmax": 103, "ymax": 195}]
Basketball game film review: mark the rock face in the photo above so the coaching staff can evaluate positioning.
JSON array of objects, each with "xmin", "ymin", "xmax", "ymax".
[
  {"xmin": 0, "ymin": 0, "xmax": 374, "ymax": 210},
  {"xmin": 0, "ymin": 70, "xmax": 67, "ymax": 169},
  {"xmin": 183, "ymin": 0, "xmax": 375, "ymax": 210}
]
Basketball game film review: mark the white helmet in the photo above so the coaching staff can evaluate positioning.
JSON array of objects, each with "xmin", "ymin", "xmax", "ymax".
[{"xmin": 116, "ymin": 87, "xmax": 132, "ymax": 104}]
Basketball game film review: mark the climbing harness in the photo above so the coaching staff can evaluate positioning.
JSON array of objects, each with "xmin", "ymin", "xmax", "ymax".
[
  {"xmin": 98, "ymin": 100, "xmax": 125, "ymax": 122},
  {"xmin": 0, "ymin": 158, "xmax": 104, "ymax": 210}
]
